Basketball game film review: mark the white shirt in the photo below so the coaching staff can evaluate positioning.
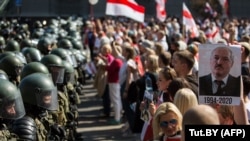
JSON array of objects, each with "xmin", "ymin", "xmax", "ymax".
[
  {"xmin": 211, "ymin": 74, "xmax": 229, "ymax": 94},
  {"xmin": 118, "ymin": 59, "xmax": 136, "ymax": 85}
]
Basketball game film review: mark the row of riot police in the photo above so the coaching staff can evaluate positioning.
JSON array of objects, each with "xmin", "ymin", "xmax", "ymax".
[{"xmin": 0, "ymin": 17, "xmax": 88, "ymax": 141}]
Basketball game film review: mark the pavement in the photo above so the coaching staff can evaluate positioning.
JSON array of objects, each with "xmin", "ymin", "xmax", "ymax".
[{"xmin": 76, "ymin": 79, "xmax": 141, "ymax": 141}]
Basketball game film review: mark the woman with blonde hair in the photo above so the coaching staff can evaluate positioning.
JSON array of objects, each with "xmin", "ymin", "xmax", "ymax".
[
  {"xmin": 152, "ymin": 102, "xmax": 182, "ymax": 141},
  {"xmin": 173, "ymin": 88, "xmax": 198, "ymax": 115},
  {"xmin": 137, "ymin": 54, "xmax": 160, "ymax": 141},
  {"xmin": 154, "ymin": 42, "xmax": 164, "ymax": 55},
  {"xmin": 145, "ymin": 54, "xmax": 160, "ymax": 74}
]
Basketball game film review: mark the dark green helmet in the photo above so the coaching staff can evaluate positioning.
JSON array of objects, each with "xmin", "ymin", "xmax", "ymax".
[
  {"xmin": 14, "ymin": 34, "xmax": 23, "ymax": 43},
  {"xmin": 0, "ymin": 79, "xmax": 25, "ymax": 119},
  {"xmin": 0, "ymin": 51, "xmax": 15, "ymax": 61},
  {"xmin": 20, "ymin": 39, "xmax": 34, "ymax": 50},
  {"xmin": 40, "ymin": 54, "xmax": 63, "ymax": 68},
  {"xmin": 50, "ymin": 48, "xmax": 68, "ymax": 60},
  {"xmin": 37, "ymin": 37, "xmax": 52, "ymax": 55},
  {"xmin": 0, "ymin": 55, "xmax": 24, "ymax": 78},
  {"xmin": 40, "ymin": 54, "xmax": 65, "ymax": 84},
  {"xmin": 21, "ymin": 62, "xmax": 50, "ymax": 80},
  {"xmin": 5, "ymin": 39, "xmax": 20, "ymax": 52},
  {"xmin": 0, "ymin": 36, "xmax": 6, "ymax": 46},
  {"xmin": 33, "ymin": 20, "xmax": 42, "ymax": 29},
  {"xmin": 31, "ymin": 30, "xmax": 43, "ymax": 39},
  {"xmin": 22, "ymin": 47, "xmax": 42, "ymax": 63},
  {"xmin": 71, "ymin": 39, "xmax": 83, "ymax": 50},
  {"xmin": 50, "ymin": 48, "xmax": 76, "ymax": 65},
  {"xmin": 57, "ymin": 38, "xmax": 72, "ymax": 49},
  {"xmin": 0, "ymin": 69, "xmax": 9, "ymax": 80},
  {"xmin": 19, "ymin": 73, "xmax": 58, "ymax": 111},
  {"xmin": 0, "ymin": 36, "xmax": 5, "ymax": 53},
  {"xmin": 62, "ymin": 60, "xmax": 75, "ymax": 84}
]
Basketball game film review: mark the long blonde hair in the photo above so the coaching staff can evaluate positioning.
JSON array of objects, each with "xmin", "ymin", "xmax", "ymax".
[
  {"xmin": 146, "ymin": 54, "xmax": 160, "ymax": 73},
  {"xmin": 173, "ymin": 88, "xmax": 198, "ymax": 115},
  {"xmin": 152, "ymin": 102, "xmax": 183, "ymax": 139}
]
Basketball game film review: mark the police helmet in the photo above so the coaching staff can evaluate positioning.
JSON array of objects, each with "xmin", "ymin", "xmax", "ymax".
[
  {"xmin": 0, "ymin": 55, "xmax": 24, "ymax": 79},
  {"xmin": 40, "ymin": 54, "xmax": 65, "ymax": 84},
  {"xmin": 22, "ymin": 47, "xmax": 42, "ymax": 63},
  {"xmin": 20, "ymin": 62, "xmax": 50, "ymax": 80},
  {"xmin": 5, "ymin": 39, "xmax": 20, "ymax": 52},
  {"xmin": 19, "ymin": 73, "xmax": 58, "ymax": 111},
  {"xmin": 0, "ymin": 79, "xmax": 25, "ymax": 119}
]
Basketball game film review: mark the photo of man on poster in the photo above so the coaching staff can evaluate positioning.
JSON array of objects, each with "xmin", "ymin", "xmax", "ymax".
[{"xmin": 199, "ymin": 44, "xmax": 241, "ymax": 105}]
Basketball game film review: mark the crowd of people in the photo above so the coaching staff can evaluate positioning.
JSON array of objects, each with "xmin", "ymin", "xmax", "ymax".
[
  {"xmin": 0, "ymin": 14, "xmax": 248, "ymax": 141},
  {"xmin": 87, "ymin": 16, "xmax": 250, "ymax": 141}
]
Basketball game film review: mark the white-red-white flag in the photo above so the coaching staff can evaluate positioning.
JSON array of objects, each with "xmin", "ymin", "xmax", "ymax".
[
  {"xmin": 182, "ymin": 3, "xmax": 199, "ymax": 38},
  {"xmin": 105, "ymin": 0, "xmax": 145, "ymax": 23},
  {"xmin": 218, "ymin": 0, "xmax": 229, "ymax": 17},
  {"xmin": 205, "ymin": 24, "xmax": 220, "ymax": 43},
  {"xmin": 155, "ymin": 0, "xmax": 167, "ymax": 22}
]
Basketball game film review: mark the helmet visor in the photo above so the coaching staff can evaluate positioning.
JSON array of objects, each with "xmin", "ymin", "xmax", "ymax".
[
  {"xmin": 70, "ymin": 54, "xmax": 77, "ymax": 68},
  {"xmin": 64, "ymin": 72, "xmax": 75, "ymax": 84},
  {"xmin": 65, "ymin": 54, "xmax": 77, "ymax": 68},
  {"xmin": 35, "ymin": 86, "xmax": 58, "ymax": 111},
  {"xmin": 49, "ymin": 65, "xmax": 65, "ymax": 84},
  {"xmin": 75, "ymin": 53, "xmax": 84, "ymax": 65},
  {"xmin": 0, "ymin": 73, "xmax": 8, "ymax": 80},
  {"xmin": 0, "ymin": 91, "xmax": 25, "ymax": 119}
]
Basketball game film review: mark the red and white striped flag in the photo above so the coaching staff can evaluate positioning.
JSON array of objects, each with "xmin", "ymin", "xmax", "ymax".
[
  {"xmin": 105, "ymin": 0, "xmax": 145, "ymax": 23},
  {"xmin": 182, "ymin": 3, "xmax": 199, "ymax": 38},
  {"xmin": 155, "ymin": 0, "xmax": 167, "ymax": 22},
  {"xmin": 218, "ymin": 0, "xmax": 229, "ymax": 17}
]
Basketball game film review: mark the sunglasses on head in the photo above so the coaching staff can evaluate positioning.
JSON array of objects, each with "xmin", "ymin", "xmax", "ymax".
[{"xmin": 160, "ymin": 119, "xmax": 177, "ymax": 127}]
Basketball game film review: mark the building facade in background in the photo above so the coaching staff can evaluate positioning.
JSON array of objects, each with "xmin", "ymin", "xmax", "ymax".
[{"xmin": 1, "ymin": 0, "xmax": 250, "ymax": 20}]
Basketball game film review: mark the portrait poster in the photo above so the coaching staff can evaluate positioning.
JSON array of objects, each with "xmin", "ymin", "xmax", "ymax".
[
  {"xmin": 198, "ymin": 44, "xmax": 241, "ymax": 105},
  {"xmin": 140, "ymin": 90, "xmax": 153, "ymax": 123}
]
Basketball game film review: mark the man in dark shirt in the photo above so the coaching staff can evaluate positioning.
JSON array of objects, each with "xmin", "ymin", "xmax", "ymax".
[{"xmin": 172, "ymin": 50, "xmax": 198, "ymax": 97}]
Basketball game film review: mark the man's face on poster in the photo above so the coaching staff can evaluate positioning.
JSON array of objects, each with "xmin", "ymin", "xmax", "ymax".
[{"xmin": 210, "ymin": 47, "xmax": 234, "ymax": 79}]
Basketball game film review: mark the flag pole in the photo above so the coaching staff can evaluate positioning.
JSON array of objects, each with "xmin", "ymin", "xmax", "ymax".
[{"xmin": 182, "ymin": 1, "xmax": 186, "ymax": 41}]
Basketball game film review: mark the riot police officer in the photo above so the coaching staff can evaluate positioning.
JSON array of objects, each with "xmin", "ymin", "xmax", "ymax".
[
  {"xmin": 19, "ymin": 73, "xmax": 65, "ymax": 141},
  {"xmin": 0, "ymin": 79, "xmax": 31, "ymax": 140},
  {"xmin": 37, "ymin": 37, "xmax": 53, "ymax": 56},
  {"xmin": 61, "ymin": 60, "xmax": 83, "ymax": 141},
  {"xmin": 0, "ymin": 55, "xmax": 24, "ymax": 86}
]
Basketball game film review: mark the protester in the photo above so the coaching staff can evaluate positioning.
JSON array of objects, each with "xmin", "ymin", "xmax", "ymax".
[
  {"xmin": 173, "ymin": 88, "xmax": 198, "ymax": 115},
  {"xmin": 152, "ymin": 102, "xmax": 182, "ymax": 141},
  {"xmin": 171, "ymin": 50, "xmax": 198, "ymax": 97},
  {"xmin": 181, "ymin": 104, "xmax": 220, "ymax": 141},
  {"xmin": 99, "ymin": 44, "xmax": 123, "ymax": 125}
]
